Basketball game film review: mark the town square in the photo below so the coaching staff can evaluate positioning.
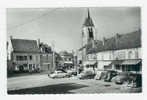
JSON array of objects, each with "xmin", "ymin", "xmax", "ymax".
[{"xmin": 7, "ymin": 7, "xmax": 142, "ymax": 94}]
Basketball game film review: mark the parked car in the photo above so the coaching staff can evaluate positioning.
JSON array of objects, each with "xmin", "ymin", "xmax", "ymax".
[
  {"xmin": 104, "ymin": 70, "xmax": 118, "ymax": 82},
  {"xmin": 48, "ymin": 70, "xmax": 71, "ymax": 79},
  {"xmin": 94, "ymin": 70, "xmax": 106, "ymax": 80},
  {"xmin": 113, "ymin": 72, "xmax": 133, "ymax": 84},
  {"xmin": 77, "ymin": 70, "xmax": 95, "ymax": 79},
  {"xmin": 67, "ymin": 69, "xmax": 77, "ymax": 76},
  {"xmin": 127, "ymin": 73, "xmax": 142, "ymax": 88}
]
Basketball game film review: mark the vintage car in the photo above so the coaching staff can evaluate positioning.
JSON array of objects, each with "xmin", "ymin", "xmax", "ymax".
[
  {"xmin": 48, "ymin": 70, "xmax": 71, "ymax": 79},
  {"xmin": 104, "ymin": 70, "xmax": 118, "ymax": 82},
  {"xmin": 112, "ymin": 72, "xmax": 131, "ymax": 84},
  {"xmin": 66, "ymin": 69, "xmax": 77, "ymax": 76},
  {"xmin": 94, "ymin": 70, "xmax": 107, "ymax": 80},
  {"xmin": 112, "ymin": 72, "xmax": 142, "ymax": 86},
  {"xmin": 127, "ymin": 73, "xmax": 142, "ymax": 88},
  {"xmin": 77, "ymin": 70, "xmax": 95, "ymax": 79}
]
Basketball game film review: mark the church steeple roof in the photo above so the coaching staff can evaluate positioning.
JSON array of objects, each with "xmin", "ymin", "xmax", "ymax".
[{"xmin": 83, "ymin": 9, "xmax": 94, "ymax": 27}]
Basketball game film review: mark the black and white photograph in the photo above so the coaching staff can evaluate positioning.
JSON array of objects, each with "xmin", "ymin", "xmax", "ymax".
[{"xmin": 6, "ymin": 7, "xmax": 142, "ymax": 94}]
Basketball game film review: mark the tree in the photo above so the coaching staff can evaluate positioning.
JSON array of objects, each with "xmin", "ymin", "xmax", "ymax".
[{"xmin": 39, "ymin": 42, "xmax": 52, "ymax": 53}]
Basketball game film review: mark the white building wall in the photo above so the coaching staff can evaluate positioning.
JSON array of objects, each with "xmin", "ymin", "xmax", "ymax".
[
  {"xmin": 95, "ymin": 47, "xmax": 141, "ymax": 70},
  {"xmin": 96, "ymin": 47, "xmax": 141, "ymax": 61},
  {"xmin": 82, "ymin": 27, "xmax": 89, "ymax": 46},
  {"xmin": 12, "ymin": 52, "xmax": 40, "ymax": 70},
  {"xmin": 82, "ymin": 26, "xmax": 96, "ymax": 46},
  {"xmin": 114, "ymin": 48, "xmax": 141, "ymax": 60},
  {"xmin": 77, "ymin": 50, "xmax": 83, "ymax": 64}
]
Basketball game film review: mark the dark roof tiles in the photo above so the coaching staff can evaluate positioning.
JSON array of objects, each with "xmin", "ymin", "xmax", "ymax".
[
  {"xmin": 83, "ymin": 17, "xmax": 94, "ymax": 27},
  {"xmin": 11, "ymin": 39, "xmax": 40, "ymax": 53},
  {"xmin": 87, "ymin": 30, "xmax": 141, "ymax": 54}
]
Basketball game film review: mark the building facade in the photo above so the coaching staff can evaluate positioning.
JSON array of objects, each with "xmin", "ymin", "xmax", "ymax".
[
  {"xmin": 78, "ymin": 9, "xmax": 142, "ymax": 73},
  {"xmin": 87, "ymin": 30, "xmax": 142, "ymax": 73},
  {"xmin": 81, "ymin": 9, "xmax": 96, "ymax": 62},
  {"xmin": 10, "ymin": 37, "xmax": 41, "ymax": 72},
  {"xmin": 39, "ymin": 42, "xmax": 54, "ymax": 73},
  {"xmin": 59, "ymin": 51, "xmax": 74, "ymax": 70}
]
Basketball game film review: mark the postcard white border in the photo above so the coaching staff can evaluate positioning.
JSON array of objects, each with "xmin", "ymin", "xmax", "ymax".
[{"xmin": 0, "ymin": 0, "xmax": 146, "ymax": 100}]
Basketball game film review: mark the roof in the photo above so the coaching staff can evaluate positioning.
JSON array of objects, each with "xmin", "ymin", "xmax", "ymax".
[
  {"xmin": 83, "ymin": 17, "xmax": 94, "ymax": 27},
  {"xmin": 79, "ymin": 45, "xmax": 86, "ymax": 51},
  {"xmin": 83, "ymin": 9, "xmax": 94, "ymax": 27},
  {"xmin": 116, "ymin": 30, "xmax": 141, "ymax": 50},
  {"xmin": 59, "ymin": 51, "xmax": 73, "ymax": 57},
  {"xmin": 11, "ymin": 38, "xmax": 40, "ymax": 53},
  {"xmin": 103, "ymin": 37, "xmax": 116, "ymax": 51},
  {"xmin": 86, "ymin": 40, "xmax": 103, "ymax": 54},
  {"xmin": 87, "ymin": 29, "xmax": 141, "ymax": 54}
]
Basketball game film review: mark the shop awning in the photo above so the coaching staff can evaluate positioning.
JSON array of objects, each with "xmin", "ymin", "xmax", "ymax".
[
  {"xmin": 83, "ymin": 61, "xmax": 97, "ymax": 66},
  {"xmin": 121, "ymin": 60, "xmax": 141, "ymax": 65}
]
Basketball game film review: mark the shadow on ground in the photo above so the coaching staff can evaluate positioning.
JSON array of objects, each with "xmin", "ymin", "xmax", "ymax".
[{"xmin": 8, "ymin": 83, "xmax": 88, "ymax": 94}]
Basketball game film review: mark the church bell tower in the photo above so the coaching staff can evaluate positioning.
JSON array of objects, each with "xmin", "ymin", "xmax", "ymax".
[
  {"xmin": 82, "ymin": 9, "xmax": 96, "ymax": 48},
  {"xmin": 81, "ymin": 9, "xmax": 96, "ymax": 62}
]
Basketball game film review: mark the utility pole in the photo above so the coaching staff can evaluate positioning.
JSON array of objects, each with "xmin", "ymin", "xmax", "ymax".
[
  {"xmin": 76, "ymin": 49, "xmax": 79, "ymax": 75},
  {"xmin": 52, "ymin": 41, "xmax": 55, "ymax": 72}
]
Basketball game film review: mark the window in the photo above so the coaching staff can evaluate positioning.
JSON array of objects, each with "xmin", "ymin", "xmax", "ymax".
[
  {"xmin": 115, "ymin": 65, "xmax": 120, "ymax": 70},
  {"xmin": 93, "ymin": 55, "xmax": 97, "ymax": 60},
  {"xmin": 16, "ymin": 56, "xmax": 19, "ymax": 61},
  {"xmin": 128, "ymin": 51, "xmax": 133, "ymax": 59},
  {"xmin": 118, "ymin": 51, "xmax": 125, "ymax": 60},
  {"xmin": 33, "ymin": 64, "xmax": 35, "ymax": 69},
  {"xmin": 86, "ymin": 65, "xmax": 89, "ymax": 68},
  {"xmin": 16, "ymin": 56, "xmax": 27, "ymax": 61},
  {"xmin": 23, "ymin": 64, "xmax": 28, "ymax": 68},
  {"xmin": 29, "ymin": 64, "xmax": 32, "ymax": 70},
  {"xmin": 29, "ymin": 55, "xmax": 32, "ymax": 60},
  {"xmin": 69, "ymin": 58, "xmax": 71, "ymax": 61},
  {"xmin": 24, "ymin": 56, "xmax": 27, "ymax": 60},
  {"xmin": 64, "ymin": 58, "xmax": 67, "ymax": 61}
]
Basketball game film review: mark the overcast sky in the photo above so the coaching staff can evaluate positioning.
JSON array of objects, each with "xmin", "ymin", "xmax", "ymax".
[{"xmin": 7, "ymin": 7, "xmax": 141, "ymax": 52}]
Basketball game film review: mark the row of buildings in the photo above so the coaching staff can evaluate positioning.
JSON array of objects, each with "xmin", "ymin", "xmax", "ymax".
[
  {"xmin": 77, "ymin": 10, "xmax": 142, "ymax": 73},
  {"xmin": 7, "ymin": 9, "xmax": 142, "ymax": 74},
  {"xmin": 7, "ymin": 36, "xmax": 75, "ymax": 74}
]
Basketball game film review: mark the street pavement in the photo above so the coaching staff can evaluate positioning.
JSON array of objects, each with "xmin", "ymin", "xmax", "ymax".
[{"xmin": 7, "ymin": 74, "xmax": 142, "ymax": 94}]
